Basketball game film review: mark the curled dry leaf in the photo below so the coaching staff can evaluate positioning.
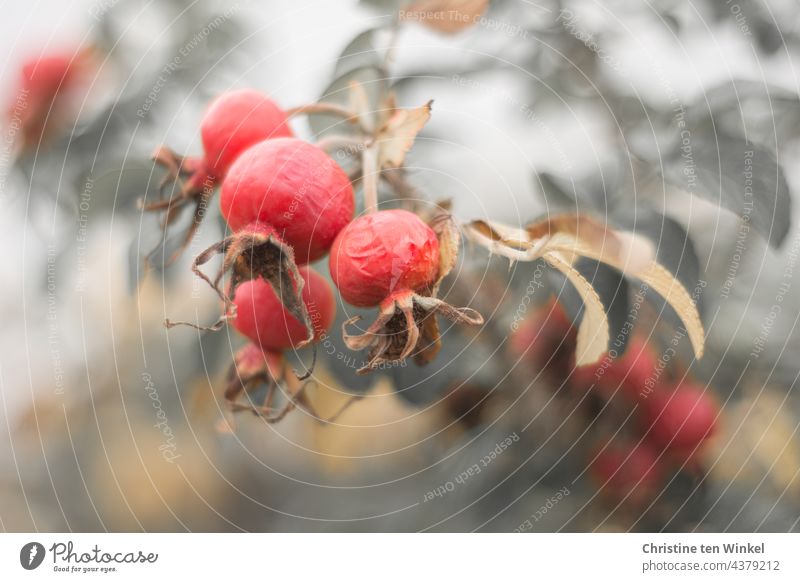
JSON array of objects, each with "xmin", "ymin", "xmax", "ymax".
[
  {"xmin": 312, "ymin": 82, "xmax": 432, "ymax": 178},
  {"xmin": 468, "ymin": 214, "xmax": 655, "ymax": 274},
  {"xmin": 342, "ymin": 289, "xmax": 483, "ymax": 373},
  {"xmin": 632, "ymin": 262, "xmax": 705, "ymax": 360},
  {"xmin": 164, "ymin": 224, "xmax": 314, "ymax": 350},
  {"xmin": 376, "ymin": 100, "xmax": 433, "ymax": 168},
  {"xmin": 464, "ymin": 214, "xmax": 705, "ymax": 364},
  {"xmin": 143, "ymin": 148, "xmax": 216, "ymax": 267},
  {"xmin": 415, "ymin": 203, "xmax": 469, "ymax": 364},
  {"xmin": 424, "ymin": 201, "xmax": 460, "ymax": 292},
  {"xmin": 401, "ymin": 0, "xmax": 490, "ymax": 34},
  {"xmin": 544, "ymin": 251, "xmax": 610, "ymax": 366}
]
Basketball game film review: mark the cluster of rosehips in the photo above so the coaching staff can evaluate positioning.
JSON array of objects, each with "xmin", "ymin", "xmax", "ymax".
[
  {"xmin": 146, "ymin": 89, "xmax": 482, "ymax": 421},
  {"xmin": 512, "ymin": 302, "xmax": 719, "ymax": 505}
]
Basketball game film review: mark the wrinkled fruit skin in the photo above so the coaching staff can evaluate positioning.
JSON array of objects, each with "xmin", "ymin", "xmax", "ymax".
[
  {"xmin": 232, "ymin": 267, "xmax": 335, "ymax": 352},
  {"xmin": 201, "ymin": 89, "xmax": 293, "ymax": 178},
  {"xmin": 643, "ymin": 382, "xmax": 718, "ymax": 452},
  {"xmin": 329, "ymin": 209, "xmax": 440, "ymax": 307},
  {"xmin": 591, "ymin": 443, "xmax": 663, "ymax": 504},
  {"xmin": 220, "ymin": 137, "xmax": 354, "ymax": 263}
]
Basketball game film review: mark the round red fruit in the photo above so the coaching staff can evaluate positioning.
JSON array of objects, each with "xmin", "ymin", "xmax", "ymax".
[
  {"xmin": 591, "ymin": 442, "xmax": 663, "ymax": 503},
  {"xmin": 231, "ymin": 267, "xmax": 335, "ymax": 352},
  {"xmin": 220, "ymin": 137, "xmax": 354, "ymax": 263},
  {"xmin": 329, "ymin": 209, "xmax": 440, "ymax": 307},
  {"xmin": 233, "ymin": 342, "xmax": 284, "ymax": 380},
  {"xmin": 573, "ymin": 337, "xmax": 659, "ymax": 399},
  {"xmin": 20, "ymin": 53, "xmax": 76, "ymax": 96},
  {"xmin": 510, "ymin": 300, "xmax": 576, "ymax": 375},
  {"xmin": 200, "ymin": 89, "xmax": 293, "ymax": 179},
  {"xmin": 643, "ymin": 382, "xmax": 718, "ymax": 451},
  {"xmin": 11, "ymin": 48, "xmax": 92, "ymax": 147}
]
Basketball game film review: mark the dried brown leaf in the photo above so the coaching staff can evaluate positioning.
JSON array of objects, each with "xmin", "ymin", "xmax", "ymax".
[
  {"xmin": 430, "ymin": 208, "xmax": 461, "ymax": 285},
  {"xmin": 402, "ymin": 0, "xmax": 490, "ymax": 34},
  {"xmin": 634, "ymin": 263, "xmax": 705, "ymax": 359},
  {"xmin": 376, "ymin": 100, "xmax": 432, "ymax": 168},
  {"xmin": 466, "ymin": 216, "xmax": 654, "ymax": 274},
  {"xmin": 464, "ymin": 219, "xmax": 545, "ymax": 259},
  {"xmin": 528, "ymin": 214, "xmax": 655, "ymax": 275},
  {"xmin": 465, "ymin": 214, "xmax": 705, "ymax": 361},
  {"xmin": 544, "ymin": 251, "xmax": 609, "ymax": 366}
]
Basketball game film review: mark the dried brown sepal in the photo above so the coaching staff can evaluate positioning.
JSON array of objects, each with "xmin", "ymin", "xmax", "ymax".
[
  {"xmin": 142, "ymin": 146, "xmax": 216, "ymax": 266},
  {"xmin": 413, "ymin": 307, "xmax": 443, "ymax": 365},
  {"xmin": 343, "ymin": 290, "xmax": 483, "ymax": 374},
  {"xmin": 426, "ymin": 202, "xmax": 460, "ymax": 292},
  {"xmin": 342, "ymin": 206, "xmax": 483, "ymax": 372},
  {"xmin": 414, "ymin": 202, "xmax": 468, "ymax": 364},
  {"xmin": 278, "ymin": 374, "xmax": 366, "ymax": 426},
  {"xmin": 164, "ymin": 226, "xmax": 314, "ymax": 354},
  {"xmin": 222, "ymin": 345, "xmax": 282, "ymax": 410},
  {"xmin": 218, "ymin": 344, "xmax": 362, "ymax": 430},
  {"xmin": 220, "ymin": 344, "xmax": 306, "ymax": 426}
]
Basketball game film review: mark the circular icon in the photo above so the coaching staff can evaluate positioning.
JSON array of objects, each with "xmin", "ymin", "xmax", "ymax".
[{"xmin": 20, "ymin": 542, "xmax": 46, "ymax": 570}]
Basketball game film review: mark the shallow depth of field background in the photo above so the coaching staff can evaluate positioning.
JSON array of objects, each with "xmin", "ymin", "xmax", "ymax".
[{"xmin": 1, "ymin": 0, "xmax": 800, "ymax": 531}]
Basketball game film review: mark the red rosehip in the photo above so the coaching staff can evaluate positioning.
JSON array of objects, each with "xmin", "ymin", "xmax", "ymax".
[
  {"xmin": 9, "ymin": 47, "xmax": 93, "ymax": 149},
  {"xmin": 221, "ymin": 337, "xmax": 349, "ymax": 426},
  {"xmin": 146, "ymin": 89, "xmax": 294, "ymax": 261},
  {"xmin": 20, "ymin": 54, "xmax": 75, "ymax": 96},
  {"xmin": 220, "ymin": 342, "xmax": 296, "ymax": 427},
  {"xmin": 643, "ymin": 382, "xmax": 718, "ymax": 452},
  {"xmin": 572, "ymin": 337, "xmax": 660, "ymax": 400},
  {"xmin": 329, "ymin": 209, "xmax": 439, "ymax": 307},
  {"xmin": 231, "ymin": 342, "xmax": 284, "ymax": 380},
  {"xmin": 168, "ymin": 138, "xmax": 353, "ymax": 344},
  {"xmin": 220, "ymin": 137, "xmax": 354, "ymax": 263},
  {"xmin": 591, "ymin": 442, "xmax": 663, "ymax": 504},
  {"xmin": 201, "ymin": 89, "xmax": 293, "ymax": 178},
  {"xmin": 440, "ymin": 382, "xmax": 492, "ymax": 429},
  {"xmin": 510, "ymin": 300, "xmax": 576, "ymax": 379},
  {"xmin": 231, "ymin": 266, "xmax": 335, "ymax": 352},
  {"xmin": 330, "ymin": 209, "xmax": 482, "ymax": 374}
]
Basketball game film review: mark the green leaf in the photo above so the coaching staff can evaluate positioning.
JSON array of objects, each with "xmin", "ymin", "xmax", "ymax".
[
  {"xmin": 663, "ymin": 133, "xmax": 791, "ymax": 248},
  {"xmin": 333, "ymin": 28, "xmax": 383, "ymax": 80}
]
